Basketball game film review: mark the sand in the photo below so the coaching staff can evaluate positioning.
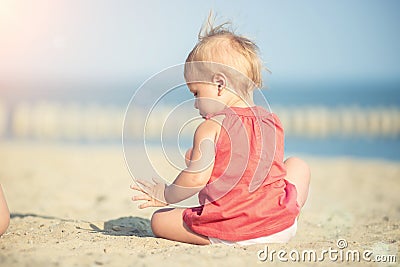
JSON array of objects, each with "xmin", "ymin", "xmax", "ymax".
[{"xmin": 0, "ymin": 141, "xmax": 399, "ymax": 266}]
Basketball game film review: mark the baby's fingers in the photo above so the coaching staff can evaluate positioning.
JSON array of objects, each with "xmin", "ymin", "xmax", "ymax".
[
  {"xmin": 135, "ymin": 179, "xmax": 154, "ymax": 189},
  {"xmin": 132, "ymin": 194, "xmax": 150, "ymax": 201},
  {"xmin": 130, "ymin": 183, "xmax": 146, "ymax": 192},
  {"xmin": 138, "ymin": 201, "xmax": 155, "ymax": 209}
]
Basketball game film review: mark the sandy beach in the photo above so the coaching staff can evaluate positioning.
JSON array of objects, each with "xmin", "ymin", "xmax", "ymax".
[{"xmin": 0, "ymin": 141, "xmax": 399, "ymax": 267}]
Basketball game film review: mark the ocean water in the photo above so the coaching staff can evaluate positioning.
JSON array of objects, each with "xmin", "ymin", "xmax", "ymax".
[
  {"xmin": 3, "ymin": 79, "xmax": 400, "ymax": 106},
  {"xmin": 1, "ymin": 79, "xmax": 399, "ymax": 160}
]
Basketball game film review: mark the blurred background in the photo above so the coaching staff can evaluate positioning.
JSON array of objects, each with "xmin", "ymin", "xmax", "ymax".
[{"xmin": 0, "ymin": 0, "xmax": 399, "ymax": 160}]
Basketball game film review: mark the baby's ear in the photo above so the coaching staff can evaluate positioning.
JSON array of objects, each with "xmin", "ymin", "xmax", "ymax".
[{"xmin": 212, "ymin": 72, "xmax": 227, "ymax": 88}]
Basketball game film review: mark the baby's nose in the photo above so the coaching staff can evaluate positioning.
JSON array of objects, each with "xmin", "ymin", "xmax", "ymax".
[{"xmin": 194, "ymin": 99, "xmax": 198, "ymax": 109}]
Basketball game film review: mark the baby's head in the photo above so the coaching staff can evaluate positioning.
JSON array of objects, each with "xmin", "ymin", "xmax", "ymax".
[{"xmin": 184, "ymin": 15, "xmax": 265, "ymax": 116}]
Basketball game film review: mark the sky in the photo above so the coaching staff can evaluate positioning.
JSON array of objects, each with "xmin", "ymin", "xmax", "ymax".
[{"xmin": 0, "ymin": 0, "xmax": 400, "ymax": 87}]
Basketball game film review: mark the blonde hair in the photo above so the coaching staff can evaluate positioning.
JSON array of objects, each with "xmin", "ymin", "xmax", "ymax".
[{"xmin": 185, "ymin": 13, "xmax": 265, "ymax": 90}]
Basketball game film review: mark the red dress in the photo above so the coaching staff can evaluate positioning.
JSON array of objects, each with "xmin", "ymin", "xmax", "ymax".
[{"xmin": 183, "ymin": 106, "xmax": 300, "ymax": 241}]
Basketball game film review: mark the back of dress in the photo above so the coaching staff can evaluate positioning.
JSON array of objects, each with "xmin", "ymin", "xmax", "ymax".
[{"xmin": 183, "ymin": 106, "xmax": 300, "ymax": 241}]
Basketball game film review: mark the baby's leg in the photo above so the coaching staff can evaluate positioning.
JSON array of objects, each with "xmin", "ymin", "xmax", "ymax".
[
  {"xmin": 151, "ymin": 208, "xmax": 210, "ymax": 245},
  {"xmin": 284, "ymin": 157, "xmax": 311, "ymax": 208}
]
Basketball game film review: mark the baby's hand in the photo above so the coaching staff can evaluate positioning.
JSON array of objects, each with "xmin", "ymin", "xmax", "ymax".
[
  {"xmin": 185, "ymin": 148, "xmax": 193, "ymax": 167},
  {"xmin": 131, "ymin": 178, "xmax": 168, "ymax": 209}
]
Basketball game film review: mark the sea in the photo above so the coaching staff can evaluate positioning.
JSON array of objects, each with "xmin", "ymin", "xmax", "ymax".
[{"xmin": 1, "ymin": 78, "xmax": 399, "ymax": 161}]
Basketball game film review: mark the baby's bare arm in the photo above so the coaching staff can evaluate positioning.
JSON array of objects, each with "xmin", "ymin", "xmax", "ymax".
[
  {"xmin": 185, "ymin": 148, "xmax": 193, "ymax": 167},
  {"xmin": 131, "ymin": 119, "xmax": 219, "ymax": 208},
  {"xmin": 164, "ymin": 119, "xmax": 218, "ymax": 204}
]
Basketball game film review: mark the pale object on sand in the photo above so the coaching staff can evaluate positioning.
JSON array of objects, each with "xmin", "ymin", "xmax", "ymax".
[{"xmin": 0, "ymin": 184, "xmax": 10, "ymax": 236}]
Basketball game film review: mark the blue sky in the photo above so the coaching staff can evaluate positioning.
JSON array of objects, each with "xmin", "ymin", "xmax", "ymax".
[{"xmin": 0, "ymin": 0, "xmax": 399, "ymax": 86}]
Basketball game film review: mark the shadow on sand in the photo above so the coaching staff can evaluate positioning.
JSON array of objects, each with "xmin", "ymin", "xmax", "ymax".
[
  {"xmin": 89, "ymin": 216, "xmax": 154, "ymax": 237},
  {"xmin": 11, "ymin": 213, "xmax": 153, "ymax": 237}
]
